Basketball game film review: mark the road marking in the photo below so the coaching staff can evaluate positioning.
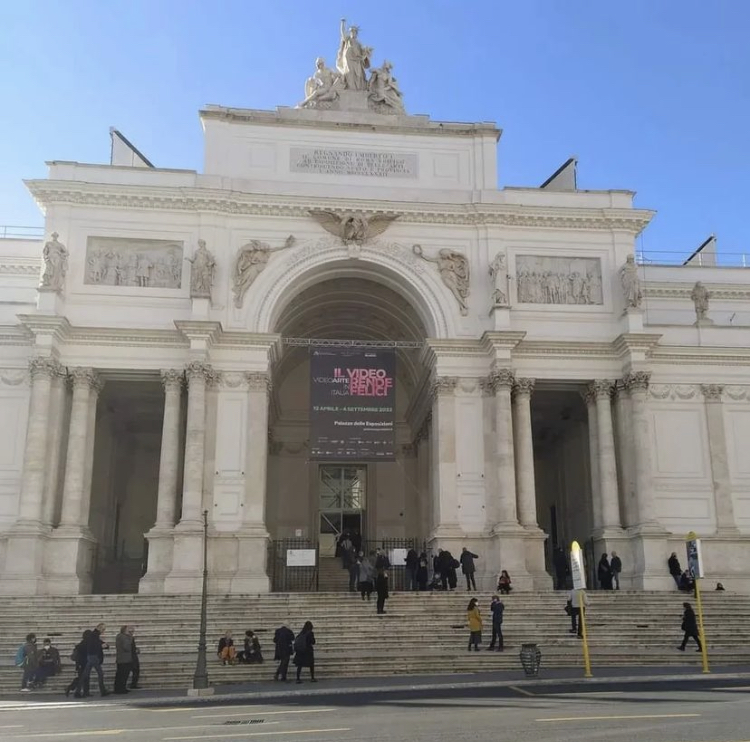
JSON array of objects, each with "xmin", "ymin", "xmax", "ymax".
[
  {"xmin": 712, "ymin": 686, "xmax": 750, "ymax": 691},
  {"xmin": 3, "ymin": 724, "xmax": 280, "ymax": 739},
  {"xmin": 547, "ymin": 691, "xmax": 625, "ymax": 696},
  {"xmin": 537, "ymin": 713, "xmax": 701, "ymax": 722},
  {"xmin": 0, "ymin": 726, "xmax": 25, "ymax": 729},
  {"xmin": 164, "ymin": 729, "xmax": 351, "ymax": 741},
  {"xmin": 192, "ymin": 708, "xmax": 334, "ymax": 719},
  {"xmin": 509, "ymin": 685, "xmax": 536, "ymax": 697}
]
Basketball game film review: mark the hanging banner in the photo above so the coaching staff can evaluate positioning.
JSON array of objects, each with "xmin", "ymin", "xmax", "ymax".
[{"xmin": 309, "ymin": 347, "xmax": 396, "ymax": 460}]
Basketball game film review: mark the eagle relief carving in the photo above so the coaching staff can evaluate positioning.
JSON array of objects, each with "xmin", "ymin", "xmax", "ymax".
[{"xmin": 308, "ymin": 210, "xmax": 399, "ymax": 257}]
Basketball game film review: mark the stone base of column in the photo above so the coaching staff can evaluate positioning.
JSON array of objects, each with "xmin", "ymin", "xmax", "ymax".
[
  {"xmin": 163, "ymin": 528, "xmax": 205, "ymax": 594},
  {"xmin": 489, "ymin": 523, "xmax": 535, "ymax": 591},
  {"xmin": 627, "ymin": 525, "xmax": 672, "ymax": 590},
  {"xmin": 521, "ymin": 527, "xmax": 553, "ymax": 590},
  {"xmin": 0, "ymin": 525, "xmax": 49, "ymax": 595},
  {"xmin": 139, "ymin": 527, "xmax": 176, "ymax": 595},
  {"xmin": 230, "ymin": 527, "xmax": 271, "ymax": 594},
  {"xmin": 44, "ymin": 527, "xmax": 97, "ymax": 595}
]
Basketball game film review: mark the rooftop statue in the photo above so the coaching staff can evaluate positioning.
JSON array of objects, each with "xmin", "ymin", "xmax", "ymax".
[
  {"xmin": 336, "ymin": 18, "xmax": 372, "ymax": 91},
  {"xmin": 299, "ymin": 58, "xmax": 341, "ymax": 109}
]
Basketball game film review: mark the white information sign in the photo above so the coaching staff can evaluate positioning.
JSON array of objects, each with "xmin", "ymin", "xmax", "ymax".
[
  {"xmin": 290, "ymin": 147, "xmax": 418, "ymax": 179},
  {"xmin": 570, "ymin": 541, "xmax": 587, "ymax": 590},
  {"xmin": 390, "ymin": 548, "xmax": 409, "ymax": 567},
  {"xmin": 286, "ymin": 549, "xmax": 316, "ymax": 567}
]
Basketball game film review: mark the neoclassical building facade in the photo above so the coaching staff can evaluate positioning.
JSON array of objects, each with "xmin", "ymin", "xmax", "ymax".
[{"xmin": 1, "ymin": 31, "xmax": 750, "ymax": 595}]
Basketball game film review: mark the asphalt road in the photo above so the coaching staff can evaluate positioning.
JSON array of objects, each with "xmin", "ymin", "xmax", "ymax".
[{"xmin": 0, "ymin": 679, "xmax": 749, "ymax": 741}]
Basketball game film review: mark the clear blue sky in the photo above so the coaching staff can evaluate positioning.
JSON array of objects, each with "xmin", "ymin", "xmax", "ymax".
[{"xmin": 2, "ymin": 1, "xmax": 748, "ymax": 260}]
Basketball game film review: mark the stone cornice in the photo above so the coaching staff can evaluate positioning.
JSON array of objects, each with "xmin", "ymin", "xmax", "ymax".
[
  {"xmin": 0, "ymin": 258, "xmax": 40, "ymax": 276},
  {"xmin": 644, "ymin": 282, "xmax": 750, "ymax": 301},
  {"xmin": 24, "ymin": 180, "xmax": 654, "ymax": 234},
  {"xmin": 514, "ymin": 340, "xmax": 613, "ymax": 358}
]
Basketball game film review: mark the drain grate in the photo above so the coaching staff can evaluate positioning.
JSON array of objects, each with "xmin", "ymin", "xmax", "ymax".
[{"xmin": 223, "ymin": 720, "xmax": 265, "ymax": 726}]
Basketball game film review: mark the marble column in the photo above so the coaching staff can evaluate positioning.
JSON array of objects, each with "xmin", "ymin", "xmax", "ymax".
[
  {"xmin": 512, "ymin": 378, "xmax": 538, "ymax": 529},
  {"xmin": 589, "ymin": 380, "xmax": 622, "ymax": 531},
  {"xmin": 42, "ymin": 371, "xmax": 69, "ymax": 526},
  {"xmin": 141, "ymin": 369, "xmax": 183, "ymax": 594},
  {"xmin": 490, "ymin": 368, "xmax": 518, "ymax": 526},
  {"xmin": 613, "ymin": 380, "xmax": 634, "ymax": 527},
  {"xmin": 701, "ymin": 384, "xmax": 739, "ymax": 534},
  {"xmin": 582, "ymin": 388, "xmax": 602, "ymax": 532}
]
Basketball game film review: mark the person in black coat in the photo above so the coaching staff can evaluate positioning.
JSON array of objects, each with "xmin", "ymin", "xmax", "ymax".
[
  {"xmin": 668, "ymin": 552, "xmax": 682, "ymax": 588},
  {"xmin": 375, "ymin": 568, "xmax": 389, "ymax": 615},
  {"xmin": 488, "ymin": 596, "xmax": 505, "ymax": 651},
  {"xmin": 293, "ymin": 621, "xmax": 316, "ymax": 684},
  {"xmin": 405, "ymin": 548, "xmax": 419, "ymax": 591},
  {"xmin": 416, "ymin": 554, "xmax": 429, "ymax": 592},
  {"xmin": 597, "ymin": 554, "xmax": 612, "ymax": 590},
  {"xmin": 65, "ymin": 630, "xmax": 91, "ymax": 698},
  {"xmin": 678, "ymin": 602, "xmax": 702, "ymax": 651},
  {"xmin": 460, "ymin": 548, "xmax": 479, "ymax": 592},
  {"xmin": 273, "ymin": 624, "xmax": 295, "ymax": 681},
  {"xmin": 374, "ymin": 548, "xmax": 391, "ymax": 571},
  {"xmin": 553, "ymin": 547, "xmax": 568, "ymax": 590},
  {"xmin": 80, "ymin": 623, "xmax": 109, "ymax": 697},
  {"xmin": 438, "ymin": 550, "xmax": 458, "ymax": 591}
]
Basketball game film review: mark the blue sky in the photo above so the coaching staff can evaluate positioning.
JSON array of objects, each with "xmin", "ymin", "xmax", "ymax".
[{"xmin": 1, "ymin": 1, "xmax": 748, "ymax": 260}]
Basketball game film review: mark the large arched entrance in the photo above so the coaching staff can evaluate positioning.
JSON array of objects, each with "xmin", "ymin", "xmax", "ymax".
[{"xmin": 265, "ymin": 275, "xmax": 432, "ymax": 587}]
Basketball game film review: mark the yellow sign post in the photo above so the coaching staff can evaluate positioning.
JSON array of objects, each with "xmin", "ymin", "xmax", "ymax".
[
  {"xmin": 571, "ymin": 540, "xmax": 592, "ymax": 678},
  {"xmin": 686, "ymin": 531, "xmax": 710, "ymax": 674}
]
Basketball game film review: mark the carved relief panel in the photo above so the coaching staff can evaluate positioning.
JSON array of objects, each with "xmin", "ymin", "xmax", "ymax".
[{"xmin": 515, "ymin": 255, "xmax": 603, "ymax": 305}]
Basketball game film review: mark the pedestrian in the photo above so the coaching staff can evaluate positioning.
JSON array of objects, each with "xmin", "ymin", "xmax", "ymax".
[
  {"xmin": 467, "ymin": 597, "xmax": 482, "ymax": 651},
  {"xmin": 65, "ymin": 630, "xmax": 91, "ymax": 698},
  {"xmin": 114, "ymin": 625, "xmax": 133, "ymax": 694},
  {"xmin": 716, "ymin": 582, "xmax": 726, "ymax": 591},
  {"xmin": 32, "ymin": 637, "xmax": 60, "ymax": 688},
  {"xmin": 416, "ymin": 554, "xmax": 429, "ymax": 591},
  {"xmin": 678, "ymin": 602, "xmax": 702, "ymax": 652},
  {"xmin": 347, "ymin": 556, "xmax": 359, "ymax": 592},
  {"xmin": 80, "ymin": 622, "xmax": 110, "ymax": 697},
  {"xmin": 597, "ymin": 553, "xmax": 612, "ymax": 590},
  {"xmin": 293, "ymin": 621, "xmax": 316, "ymax": 684},
  {"xmin": 553, "ymin": 547, "xmax": 568, "ymax": 590},
  {"xmin": 19, "ymin": 633, "xmax": 38, "ymax": 691},
  {"xmin": 497, "ymin": 570, "xmax": 512, "ymax": 595},
  {"xmin": 127, "ymin": 626, "xmax": 140, "ymax": 689},
  {"xmin": 340, "ymin": 533, "xmax": 354, "ymax": 570},
  {"xmin": 357, "ymin": 555, "xmax": 375, "ymax": 601},
  {"xmin": 668, "ymin": 552, "xmax": 682, "ymax": 588},
  {"xmin": 351, "ymin": 530, "xmax": 362, "ymax": 555},
  {"xmin": 217, "ymin": 631, "xmax": 236, "ymax": 664},
  {"xmin": 239, "ymin": 630, "xmax": 263, "ymax": 664},
  {"xmin": 568, "ymin": 588, "xmax": 588, "ymax": 638},
  {"xmin": 460, "ymin": 547, "xmax": 479, "ymax": 591},
  {"xmin": 375, "ymin": 567, "xmax": 389, "ymax": 615},
  {"xmin": 610, "ymin": 551, "xmax": 622, "ymax": 590},
  {"xmin": 273, "ymin": 624, "xmax": 295, "ymax": 682},
  {"xmin": 487, "ymin": 595, "xmax": 504, "ymax": 651},
  {"xmin": 374, "ymin": 548, "xmax": 391, "ymax": 572},
  {"xmin": 405, "ymin": 548, "xmax": 419, "ymax": 591},
  {"xmin": 679, "ymin": 570, "xmax": 695, "ymax": 593}
]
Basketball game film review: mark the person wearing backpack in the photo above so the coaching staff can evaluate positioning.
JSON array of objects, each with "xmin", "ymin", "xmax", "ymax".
[
  {"xmin": 19, "ymin": 633, "xmax": 38, "ymax": 691},
  {"xmin": 293, "ymin": 621, "xmax": 316, "ymax": 684},
  {"xmin": 65, "ymin": 630, "xmax": 92, "ymax": 698}
]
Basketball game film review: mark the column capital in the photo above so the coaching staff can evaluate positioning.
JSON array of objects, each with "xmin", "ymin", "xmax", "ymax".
[
  {"xmin": 184, "ymin": 360, "xmax": 217, "ymax": 386},
  {"xmin": 245, "ymin": 371, "xmax": 272, "ymax": 393},
  {"xmin": 614, "ymin": 378, "xmax": 630, "ymax": 396},
  {"xmin": 29, "ymin": 357, "xmax": 65, "ymax": 381},
  {"xmin": 489, "ymin": 367, "xmax": 515, "ymax": 393},
  {"xmin": 431, "ymin": 376, "xmax": 458, "ymax": 398},
  {"xmin": 581, "ymin": 387, "xmax": 597, "ymax": 407},
  {"xmin": 588, "ymin": 379, "xmax": 615, "ymax": 400},
  {"xmin": 512, "ymin": 377, "xmax": 535, "ymax": 398},
  {"xmin": 161, "ymin": 368, "xmax": 184, "ymax": 391},
  {"xmin": 623, "ymin": 371, "xmax": 651, "ymax": 393},
  {"xmin": 700, "ymin": 384, "xmax": 724, "ymax": 401},
  {"xmin": 68, "ymin": 367, "xmax": 100, "ymax": 392}
]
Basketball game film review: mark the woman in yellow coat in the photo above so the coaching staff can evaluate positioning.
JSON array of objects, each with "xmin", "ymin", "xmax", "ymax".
[{"xmin": 467, "ymin": 598, "xmax": 483, "ymax": 651}]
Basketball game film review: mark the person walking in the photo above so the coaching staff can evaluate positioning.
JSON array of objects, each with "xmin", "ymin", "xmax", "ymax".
[
  {"xmin": 467, "ymin": 598, "xmax": 483, "ymax": 651},
  {"xmin": 405, "ymin": 548, "xmax": 419, "ymax": 591},
  {"xmin": 347, "ymin": 556, "xmax": 359, "ymax": 593},
  {"xmin": 127, "ymin": 626, "xmax": 140, "ymax": 689},
  {"xmin": 553, "ymin": 547, "xmax": 568, "ymax": 590},
  {"xmin": 293, "ymin": 621, "xmax": 316, "ymax": 684},
  {"xmin": 357, "ymin": 556, "xmax": 375, "ymax": 601},
  {"xmin": 374, "ymin": 548, "xmax": 391, "ymax": 572},
  {"xmin": 66, "ymin": 630, "xmax": 91, "ymax": 698},
  {"xmin": 460, "ymin": 547, "xmax": 479, "ymax": 592},
  {"xmin": 273, "ymin": 624, "xmax": 295, "ymax": 682},
  {"xmin": 19, "ymin": 633, "xmax": 38, "ymax": 691},
  {"xmin": 80, "ymin": 622, "xmax": 110, "ymax": 697},
  {"xmin": 487, "ymin": 595, "xmax": 505, "ymax": 651},
  {"xmin": 114, "ymin": 626, "xmax": 133, "ymax": 694},
  {"xmin": 668, "ymin": 552, "xmax": 682, "ymax": 588},
  {"xmin": 678, "ymin": 602, "xmax": 702, "ymax": 652},
  {"xmin": 340, "ymin": 533, "xmax": 354, "ymax": 570},
  {"xmin": 610, "ymin": 551, "xmax": 622, "ymax": 590},
  {"xmin": 597, "ymin": 553, "xmax": 612, "ymax": 590},
  {"xmin": 568, "ymin": 588, "xmax": 588, "ymax": 638},
  {"xmin": 416, "ymin": 554, "xmax": 429, "ymax": 591},
  {"xmin": 375, "ymin": 567, "xmax": 389, "ymax": 615}
]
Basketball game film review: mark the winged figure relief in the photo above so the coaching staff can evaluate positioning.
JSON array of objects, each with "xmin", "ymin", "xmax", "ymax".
[{"xmin": 308, "ymin": 210, "xmax": 399, "ymax": 246}]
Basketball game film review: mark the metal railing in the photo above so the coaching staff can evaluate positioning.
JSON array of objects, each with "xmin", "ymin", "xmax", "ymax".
[
  {"xmin": 0, "ymin": 225, "xmax": 44, "ymax": 239},
  {"xmin": 637, "ymin": 249, "xmax": 749, "ymax": 267}
]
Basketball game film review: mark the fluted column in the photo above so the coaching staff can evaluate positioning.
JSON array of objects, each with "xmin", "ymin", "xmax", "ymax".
[
  {"xmin": 582, "ymin": 388, "xmax": 602, "ymax": 531},
  {"xmin": 512, "ymin": 378, "xmax": 538, "ymax": 529},
  {"xmin": 490, "ymin": 368, "xmax": 518, "ymax": 526},
  {"xmin": 59, "ymin": 368, "xmax": 100, "ymax": 528},
  {"xmin": 701, "ymin": 384, "xmax": 739, "ymax": 534},
  {"xmin": 16, "ymin": 357, "xmax": 65, "ymax": 527},
  {"xmin": 613, "ymin": 380, "xmax": 634, "ymax": 527},
  {"xmin": 154, "ymin": 370, "xmax": 183, "ymax": 528},
  {"xmin": 178, "ymin": 361, "xmax": 214, "ymax": 526},
  {"xmin": 624, "ymin": 372, "xmax": 658, "ymax": 526},
  {"xmin": 589, "ymin": 380, "xmax": 622, "ymax": 530}
]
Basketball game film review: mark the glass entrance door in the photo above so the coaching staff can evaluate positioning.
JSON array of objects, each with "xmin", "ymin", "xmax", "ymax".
[{"xmin": 318, "ymin": 465, "xmax": 366, "ymax": 557}]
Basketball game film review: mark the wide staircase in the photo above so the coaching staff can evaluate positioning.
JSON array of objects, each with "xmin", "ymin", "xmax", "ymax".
[{"xmin": 2, "ymin": 590, "xmax": 749, "ymax": 694}]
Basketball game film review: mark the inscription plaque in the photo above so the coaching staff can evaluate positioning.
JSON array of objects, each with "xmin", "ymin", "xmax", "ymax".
[{"xmin": 290, "ymin": 147, "xmax": 418, "ymax": 178}]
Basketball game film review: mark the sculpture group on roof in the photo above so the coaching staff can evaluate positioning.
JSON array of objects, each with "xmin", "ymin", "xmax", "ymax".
[{"xmin": 298, "ymin": 18, "xmax": 404, "ymax": 114}]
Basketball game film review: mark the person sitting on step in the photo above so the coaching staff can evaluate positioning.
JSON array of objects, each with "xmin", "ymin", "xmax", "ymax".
[
  {"xmin": 217, "ymin": 631, "xmax": 236, "ymax": 665},
  {"xmin": 238, "ymin": 630, "xmax": 263, "ymax": 664}
]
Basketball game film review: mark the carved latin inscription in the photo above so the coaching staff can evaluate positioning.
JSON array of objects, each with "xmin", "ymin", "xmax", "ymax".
[
  {"xmin": 516, "ymin": 255, "xmax": 603, "ymax": 305},
  {"xmin": 290, "ymin": 147, "xmax": 418, "ymax": 178},
  {"xmin": 85, "ymin": 236, "xmax": 183, "ymax": 289}
]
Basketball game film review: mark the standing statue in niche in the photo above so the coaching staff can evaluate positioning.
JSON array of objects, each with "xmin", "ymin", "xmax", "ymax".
[
  {"xmin": 187, "ymin": 239, "xmax": 216, "ymax": 299},
  {"xmin": 619, "ymin": 254, "xmax": 643, "ymax": 309},
  {"xmin": 413, "ymin": 244, "xmax": 471, "ymax": 316},
  {"xmin": 489, "ymin": 252, "xmax": 509, "ymax": 306},
  {"xmin": 368, "ymin": 61, "xmax": 404, "ymax": 113},
  {"xmin": 299, "ymin": 57, "xmax": 341, "ymax": 108},
  {"xmin": 690, "ymin": 281, "xmax": 712, "ymax": 324},
  {"xmin": 336, "ymin": 18, "xmax": 372, "ymax": 90},
  {"xmin": 40, "ymin": 232, "xmax": 69, "ymax": 291},
  {"xmin": 232, "ymin": 235, "xmax": 295, "ymax": 308}
]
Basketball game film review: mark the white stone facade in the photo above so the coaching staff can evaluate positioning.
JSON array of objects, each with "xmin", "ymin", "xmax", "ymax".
[{"xmin": 1, "ymin": 80, "xmax": 750, "ymax": 595}]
